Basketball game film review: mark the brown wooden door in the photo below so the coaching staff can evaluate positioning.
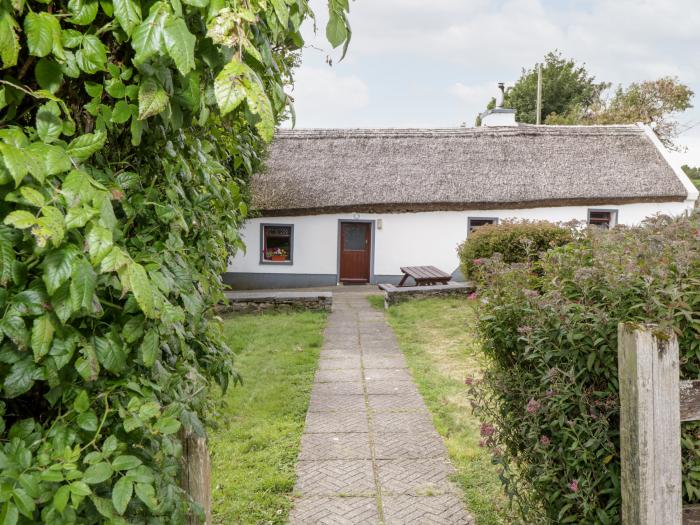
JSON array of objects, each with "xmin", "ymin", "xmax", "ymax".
[{"xmin": 339, "ymin": 222, "xmax": 371, "ymax": 283}]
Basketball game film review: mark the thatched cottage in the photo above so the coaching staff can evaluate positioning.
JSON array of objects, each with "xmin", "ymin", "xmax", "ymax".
[{"xmin": 224, "ymin": 117, "xmax": 698, "ymax": 289}]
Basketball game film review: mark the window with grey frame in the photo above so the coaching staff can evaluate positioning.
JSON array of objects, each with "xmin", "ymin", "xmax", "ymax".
[
  {"xmin": 260, "ymin": 224, "xmax": 293, "ymax": 264},
  {"xmin": 587, "ymin": 210, "xmax": 618, "ymax": 229},
  {"xmin": 468, "ymin": 217, "xmax": 499, "ymax": 235}
]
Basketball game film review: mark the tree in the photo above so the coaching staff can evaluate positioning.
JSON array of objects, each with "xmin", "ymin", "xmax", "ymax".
[
  {"xmin": 481, "ymin": 51, "xmax": 609, "ymax": 125},
  {"xmin": 0, "ymin": 0, "xmax": 350, "ymax": 522},
  {"xmin": 683, "ymin": 165, "xmax": 700, "ymax": 179},
  {"xmin": 480, "ymin": 51, "xmax": 694, "ymax": 151},
  {"xmin": 548, "ymin": 77, "xmax": 694, "ymax": 150}
]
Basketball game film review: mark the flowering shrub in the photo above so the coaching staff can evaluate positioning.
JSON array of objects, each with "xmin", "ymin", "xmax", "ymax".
[
  {"xmin": 469, "ymin": 213, "xmax": 700, "ymax": 523},
  {"xmin": 457, "ymin": 220, "xmax": 573, "ymax": 280}
]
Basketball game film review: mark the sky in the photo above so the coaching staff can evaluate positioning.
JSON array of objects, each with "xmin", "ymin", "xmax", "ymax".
[{"xmin": 284, "ymin": 0, "xmax": 700, "ymax": 167}]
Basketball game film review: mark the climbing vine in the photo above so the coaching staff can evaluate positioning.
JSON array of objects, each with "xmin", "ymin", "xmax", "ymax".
[{"xmin": 0, "ymin": 0, "xmax": 350, "ymax": 521}]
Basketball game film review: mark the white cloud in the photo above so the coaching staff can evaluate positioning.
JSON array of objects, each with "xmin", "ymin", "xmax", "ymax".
[{"xmin": 285, "ymin": 66, "xmax": 369, "ymax": 128}]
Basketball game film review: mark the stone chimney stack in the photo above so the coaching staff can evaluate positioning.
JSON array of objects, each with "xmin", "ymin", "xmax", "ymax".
[{"xmin": 480, "ymin": 82, "xmax": 517, "ymax": 127}]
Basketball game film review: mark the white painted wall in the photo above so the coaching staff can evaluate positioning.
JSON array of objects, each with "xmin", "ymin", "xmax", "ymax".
[{"xmin": 228, "ymin": 200, "xmax": 695, "ymax": 279}]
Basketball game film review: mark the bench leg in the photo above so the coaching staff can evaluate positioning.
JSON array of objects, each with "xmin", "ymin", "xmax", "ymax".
[{"xmin": 398, "ymin": 274, "xmax": 408, "ymax": 287}]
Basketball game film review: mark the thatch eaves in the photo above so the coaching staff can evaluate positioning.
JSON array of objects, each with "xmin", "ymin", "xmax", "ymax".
[{"xmin": 252, "ymin": 125, "xmax": 689, "ymax": 216}]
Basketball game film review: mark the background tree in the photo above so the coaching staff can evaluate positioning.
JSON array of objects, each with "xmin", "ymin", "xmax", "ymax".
[
  {"xmin": 0, "ymin": 0, "xmax": 350, "ymax": 522},
  {"xmin": 480, "ymin": 51, "xmax": 609, "ymax": 125},
  {"xmin": 479, "ymin": 51, "xmax": 694, "ymax": 151}
]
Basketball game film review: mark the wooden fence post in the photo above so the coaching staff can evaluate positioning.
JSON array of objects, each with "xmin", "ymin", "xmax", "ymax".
[
  {"xmin": 618, "ymin": 323, "xmax": 682, "ymax": 525},
  {"xmin": 181, "ymin": 430, "xmax": 212, "ymax": 525}
]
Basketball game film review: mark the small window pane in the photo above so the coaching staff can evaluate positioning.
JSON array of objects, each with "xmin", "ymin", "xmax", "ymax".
[
  {"xmin": 343, "ymin": 223, "xmax": 366, "ymax": 250},
  {"xmin": 468, "ymin": 218, "xmax": 497, "ymax": 233},
  {"xmin": 589, "ymin": 211, "xmax": 614, "ymax": 229},
  {"xmin": 262, "ymin": 225, "xmax": 292, "ymax": 262}
]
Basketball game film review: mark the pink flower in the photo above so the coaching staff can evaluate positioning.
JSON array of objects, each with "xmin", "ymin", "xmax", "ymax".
[
  {"xmin": 478, "ymin": 439, "xmax": 487, "ymax": 448},
  {"xmin": 569, "ymin": 480, "xmax": 579, "ymax": 492},
  {"xmin": 480, "ymin": 423, "xmax": 495, "ymax": 437},
  {"xmin": 467, "ymin": 292, "xmax": 478, "ymax": 300},
  {"xmin": 473, "ymin": 258, "xmax": 485, "ymax": 266},
  {"xmin": 464, "ymin": 376, "xmax": 474, "ymax": 385},
  {"xmin": 539, "ymin": 435, "xmax": 550, "ymax": 446},
  {"xmin": 526, "ymin": 399, "xmax": 541, "ymax": 413}
]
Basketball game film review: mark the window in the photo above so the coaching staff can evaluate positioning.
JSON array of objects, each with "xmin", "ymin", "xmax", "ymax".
[
  {"xmin": 468, "ymin": 217, "xmax": 498, "ymax": 235},
  {"xmin": 261, "ymin": 224, "xmax": 293, "ymax": 264},
  {"xmin": 588, "ymin": 210, "xmax": 617, "ymax": 229}
]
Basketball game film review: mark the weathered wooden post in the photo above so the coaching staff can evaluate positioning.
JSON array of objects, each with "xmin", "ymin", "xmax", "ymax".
[
  {"xmin": 618, "ymin": 323, "xmax": 681, "ymax": 525},
  {"xmin": 181, "ymin": 430, "xmax": 212, "ymax": 525}
]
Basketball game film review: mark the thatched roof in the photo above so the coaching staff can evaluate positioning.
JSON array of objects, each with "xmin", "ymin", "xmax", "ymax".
[{"xmin": 252, "ymin": 125, "xmax": 689, "ymax": 216}]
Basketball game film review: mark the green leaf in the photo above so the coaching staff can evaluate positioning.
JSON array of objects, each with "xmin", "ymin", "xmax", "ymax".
[
  {"xmin": 84, "ymin": 81, "xmax": 103, "ymax": 98},
  {"xmin": 83, "ymin": 462, "xmax": 113, "ymax": 484},
  {"xmin": 113, "ymin": 0, "xmax": 142, "ymax": 36},
  {"xmin": 0, "ymin": 233, "xmax": 15, "ymax": 286},
  {"xmin": 75, "ymin": 342, "xmax": 100, "ymax": 380},
  {"xmin": 69, "ymin": 481, "xmax": 91, "ymax": 497},
  {"xmin": 134, "ymin": 482, "xmax": 157, "ymax": 510},
  {"xmin": 163, "ymin": 16, "xmax": 195, "ymax": 76},
  {"xmin": 0, "ymin": 11, "xmax": 20, "ymax": 69},
  {"xmin": 34, "ymin": 206, "xmax": 65, "ymax": 247},
  {"xmin": 43, "ymin": 249, "xmax": 76, "ymax": 295},
  {"xmin": 61, "ymin": 29, "xmax": 83, "ymax": 48},
  {"xmin": 132, "ymin": 2, "xmax": 168, "ymax": 63},
  {"xmin": 138, "ymin": 78, "xmax": 169, "ymax": 120},
  {"xmin": 100, "ymin": 246, "xmax": 129, "ymax": 273},
  {"xmin": 111, "ymin": 100, "xmax": 132, "ymax": 124},
  {"xmin": 36, "ymin": 103, "xmax": 63, "ymax": 143},
  {"xmin": 270, "ymin": 0, "xmax": 288, "ymax": 28},
  {"xmin": 73, "ymin": 389, "xmax": 89, "ymax": 412},
  {"xmin": 139, "ymin": 329, "xmax": 158, "ymax": 367},
  {"xmin": 53, "ymin": 485, "xmax": 69, "ymax": 513},
  {"xmin": 4, "ymin": 357, "xmax": 43, "ymax": 398},
  {"xmin": 70, "ymin": 258, "xmax": 97, "ymax": 311},
  {"xmin": 125, "ymin": 262, "xmax": 156, "ymax": 318},
  {"xmin": 76, "ymin": 35, "xmax": 106, "ymax": 74},
  {"xmin": 214, "ymin": 59, "xmax": 246, "ymax": 115},
  {"xmin": 65, "ymin": 206, "xmax": 98, "ymax": 230},
  {"xmin": 24, "ymin": 12, "xmax": 55, "ymax": 58},
  {"xmin": 0, "ymin": 142, "xmax": 29, "ymax": 186},
  {"xmin": 77, "ymin": 411, "xmax": 98, "ymax": 431},
  {"xmin": 34, "ymin": 58, "xmax": 63, "ymax": 93},
  {"xmin": 86, "ymin": 226, "xmax": 113, "ymax": 265},
  {"xmin": 68, "ymin": 0, "xmax": 99, "ymax": 25},
  {"xmin": 94, "ymin": 335, "xmax": 126, "ymax": 373},
  {"xmin": 154, "ymin": 417, "xmax": 180, "ymax": 435},
  {"xmin": 3, "ymin": 211, "xmax": 35, "ymax": 230},
  {"xmin": 12, "ymin": 489, "xmax": 35, "ymax": 518},
  {"xmin": 67, "ymin": 130, "xmax": 106, "ymax": 161},
  {"xmin": 105, "ymin": 77, "xmax": 126, "ymax": 98},
  {"xmin": 30, "ymin": 315, "xmax": 54, "ymax": 361},
  {"xmin": 20, "ymin": 187, "xmax": 45, "ymax": 207},
  {"xmin": 1, "ymin": 316, "xmax": 29, "ymax": 349},
  {"xmin": 245, "ymin": 76, "xmax": 275, "ymax": 142},
  {"xmin": 112, "ymin": 477, "xmax": 132, "ymax": 515},
  {"xmin": 112, "ymin": 455, "xmax": 141, "ymax": 471}
]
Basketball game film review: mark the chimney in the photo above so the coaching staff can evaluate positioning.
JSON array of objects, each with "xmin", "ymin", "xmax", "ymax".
[{"xmin": 480, "ymin": 82, "xmax": 517, "ymax": 127}]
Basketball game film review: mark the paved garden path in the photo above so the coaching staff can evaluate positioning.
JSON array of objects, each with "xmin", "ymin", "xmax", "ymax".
[{"xmin": 289, "ymin": 292, "xmax": 473, "ymax": 525}]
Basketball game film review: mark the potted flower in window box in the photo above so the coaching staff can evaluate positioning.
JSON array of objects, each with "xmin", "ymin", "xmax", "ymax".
[{"xmin": 267, "ymin": 248, "xmax": 288, "ymax": 262}]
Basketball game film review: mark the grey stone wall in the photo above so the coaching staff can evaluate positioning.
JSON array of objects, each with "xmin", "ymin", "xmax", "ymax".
[
  {"xmin": 216, "ymin": 291, "xmax": 333, "ymax": 315},
  {"xmin": 381, "ymin": 283, "xmax": 475, "ymax": 308}
]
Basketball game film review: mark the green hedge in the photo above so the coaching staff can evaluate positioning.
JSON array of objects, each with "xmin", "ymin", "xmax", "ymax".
[
  {"xmin": 469, "ymin": 214, "xmax": 700, "ymax": 524},
  {"xmin": 457, "ymin": 220, "xmax": 573, "ymax": 280}
]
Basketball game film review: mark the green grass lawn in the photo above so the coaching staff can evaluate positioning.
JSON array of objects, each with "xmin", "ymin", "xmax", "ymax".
[
  {"xmin": 368, "ymin": 296, "xmax": 514, "ymax": 525},
  {"xmin": 208, "ymin": 310, "xmax": 326, "ymax": 525}
]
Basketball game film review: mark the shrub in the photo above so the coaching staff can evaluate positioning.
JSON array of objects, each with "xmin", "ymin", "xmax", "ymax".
[
  {"xmin": 457, "ymin": 220, "xmax": 573, "ymax": 280},
  {"xmin": 0, "ymin": 0, "xmax": 350, "ymax": 522},
  {"xmin": 469, "ymin": 214, "xmax": 700, "ymax": 524}
]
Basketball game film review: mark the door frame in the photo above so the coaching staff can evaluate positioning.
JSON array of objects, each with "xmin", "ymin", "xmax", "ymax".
[{"xmin": 336, "ymin": 219, "xmax": 376, "ymax": 285}]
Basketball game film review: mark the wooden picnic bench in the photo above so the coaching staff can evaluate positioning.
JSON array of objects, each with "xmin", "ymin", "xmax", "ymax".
[{"xmin": 398, "ymin": 266, "xmax": 452, "ymax": 287}]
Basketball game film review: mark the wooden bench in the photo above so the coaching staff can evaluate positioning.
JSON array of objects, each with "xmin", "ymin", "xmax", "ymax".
[{"xmin": 398, "ymin": 266, "xmax": 452, "ymax": 287}]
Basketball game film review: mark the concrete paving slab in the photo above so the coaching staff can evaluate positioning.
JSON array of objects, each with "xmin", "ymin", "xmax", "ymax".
[{"xmin": 299, "ymin": 434, "xmax": 373, "ymax": 460}]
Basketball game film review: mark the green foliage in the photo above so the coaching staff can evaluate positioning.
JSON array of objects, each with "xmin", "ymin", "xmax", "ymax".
[
  {"xmin": 468, "ymin": 214, "xmax": 700, "ymax": 524},
  {"xmin": 457, "ymin": 220, "xmax": 573, "ymax": 280},
  {"xmin": 481, "ymin": 50, "xmax": 693, "ymax": 150},
  {"xmin": 0, "ymin": 0, "xmax": 351, "ymax": 522},
  {"xmin": 682, "ymin": 165, "xmax": 700, "ymax": 180},
  {"xmin": 492, "ymin": 51, "xmax": 609, "ymax": 126}
]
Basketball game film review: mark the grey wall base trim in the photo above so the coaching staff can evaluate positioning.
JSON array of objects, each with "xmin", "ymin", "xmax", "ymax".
[{"xmin": 223, "ymin": 272, "xmax": 338, "ymax": 290}]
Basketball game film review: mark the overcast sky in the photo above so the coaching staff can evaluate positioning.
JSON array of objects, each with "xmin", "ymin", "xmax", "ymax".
[{"xmin": 285, "ymin": 0, "xmax": 700, "ymax": 167}]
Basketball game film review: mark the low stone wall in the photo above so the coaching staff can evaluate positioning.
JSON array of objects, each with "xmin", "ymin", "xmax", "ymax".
[
  {"xmin": 217, "ymin": 291, "xmax": 333, "ymax": 315},
  {"xmin": 379, "ymin": 282, "xmax": 475, "ymax": 308}
]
